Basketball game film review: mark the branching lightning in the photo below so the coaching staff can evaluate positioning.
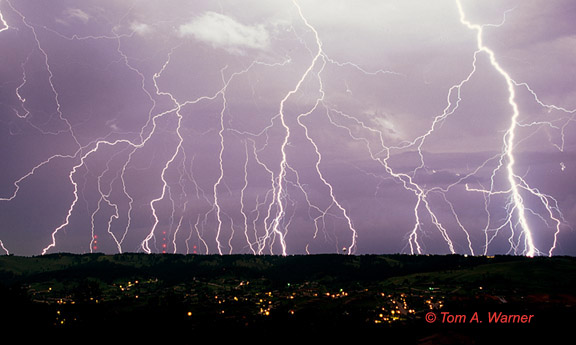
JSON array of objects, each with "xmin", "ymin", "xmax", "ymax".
[
  {"xmin": 454, "ymin": 0, "xmax": 573, "ymax": 256},
  {"xmin": 0, "ymin": 0, "xmax": 573, "ymax": 256},
  {"xmin": 457, "ymin": 1, "xmax": 536, "ymax": 255}
]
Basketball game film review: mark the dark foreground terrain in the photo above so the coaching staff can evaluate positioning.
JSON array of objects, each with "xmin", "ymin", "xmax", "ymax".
[{"xmin": 1, "ymin": 253, "xmax": 575, "ymax": 343}]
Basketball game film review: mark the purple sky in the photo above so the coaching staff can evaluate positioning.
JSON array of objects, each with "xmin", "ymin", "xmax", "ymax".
[{"xmin": 1, "ymin": 0, "xmax": 575, "ymax": 256}]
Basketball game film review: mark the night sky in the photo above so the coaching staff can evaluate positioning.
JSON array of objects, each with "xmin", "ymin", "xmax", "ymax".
[{"xmin": 1, "ymin": 0, "xmax": 575, "ymax": 256}]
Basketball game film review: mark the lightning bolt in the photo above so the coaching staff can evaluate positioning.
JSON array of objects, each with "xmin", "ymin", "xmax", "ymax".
[
  {"xmin": 455, "ymin": 1, "xmax": 537, "ymax": 255},
  {"xmin": 6, "ymin": 2, "xmax": 82, "ymax": 145},
  {"xmin": 266, "ymin": 1, "xmax": 326, "ymax": 256},
  {"xmin": 264, "ymin": 0, "xmax": 359, "ymax": 254},
  {"xmin": 456, "ymin": 0, "xmax": 573, "ymax": 256}
]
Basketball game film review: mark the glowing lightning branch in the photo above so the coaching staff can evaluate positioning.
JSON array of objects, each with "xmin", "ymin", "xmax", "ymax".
[
  {"xmin": 317, "ymin": 0, "xmax": 571, "ymax": 256},
  {"xmin": 455, "ymin": 0, "xmax": 567, "ymax": 257},
  {"xmin": 7, "ymin": 1, "xmax": 82, "ymax": 147},
  {"xmin": 141, "ymin": 55, "xmax": 190, "ymax": 253},
  {"xmin": 42, "ymin": 140, "xmax": 131, "ymax": 255},
  {"xmin": 296, "ymin": 71, "xmax": 360, "ymax": 253},
  {"xmin": 0, "ymin": 6, "xmax": 9, "ymax": 33},
  {"xmin": 213, "ymin": 67, "xmax": 230, "ymax": 255},
  {"xmin": 264, "ymin": 0, "xmax": 360, "ymax": 255},
  {"xmin": 514, "ymin": 81, "xmax": 576, "ymax": 153},
  {"xmin": 262, "ymin": 0, "xmax": 328, "ymax": 256},
  {"xmin": 322, "ymin": 49, "xmax": 485, "ymax": 255}
]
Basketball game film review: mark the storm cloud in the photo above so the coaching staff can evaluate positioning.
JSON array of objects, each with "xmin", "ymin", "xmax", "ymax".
[{"xmin": 0, "ymin": 0, "xmax": 575, "ymax": 256}]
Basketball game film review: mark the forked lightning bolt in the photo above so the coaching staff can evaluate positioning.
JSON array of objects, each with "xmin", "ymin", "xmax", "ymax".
[{"xmin": 455, "ymin": 0, "xmax": 567, "ymax": 257}]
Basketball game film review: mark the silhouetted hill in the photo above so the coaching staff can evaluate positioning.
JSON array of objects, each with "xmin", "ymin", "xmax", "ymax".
[
  {"xmin": 1, "ymin": 253, "xmax": 574, "ymax": 289},
  {"xmin": 0, "ymin": 253, "xmax": 574, "ymax": 344}
]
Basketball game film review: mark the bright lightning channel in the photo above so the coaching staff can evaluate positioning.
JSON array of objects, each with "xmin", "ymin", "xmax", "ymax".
[
  {"xmin": 455, "ymin": 0, "xmax": 571, "ymax": 257},
  {"xmin": 269, "ymin": 0, "xmax": 358, "ymax": 254},
  {"xmin": 0, "ymin": 10, "xmax": 9, "ymax": 33}
]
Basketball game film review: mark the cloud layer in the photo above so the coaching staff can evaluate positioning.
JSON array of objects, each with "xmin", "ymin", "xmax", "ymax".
[{"xmin": 179, "ymin": 12, "xmax": 270, "ymax": 54}]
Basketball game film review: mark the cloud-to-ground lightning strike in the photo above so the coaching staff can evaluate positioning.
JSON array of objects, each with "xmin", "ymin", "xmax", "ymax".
[
  {"xmin": 265, "ymin": 0, "xmax": 358, "ymax": 255},
  {"xmin": 455, "ymin": 0, "xmax": 573, "ymax": 256},
  {"xmin": 0, "ymin": 0, "xmax": 574, "ymax": 257},
  {"xmin": 457, "ymin": 1, "xmax": 537, "ymax": 256}
]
